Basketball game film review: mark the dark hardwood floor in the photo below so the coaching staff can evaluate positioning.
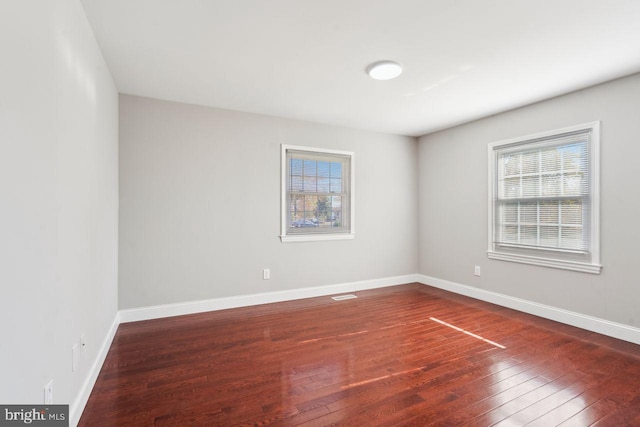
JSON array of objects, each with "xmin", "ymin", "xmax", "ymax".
[{"xmin": 79, "ymin": 283, "xmax": 640, "ymax": 426}]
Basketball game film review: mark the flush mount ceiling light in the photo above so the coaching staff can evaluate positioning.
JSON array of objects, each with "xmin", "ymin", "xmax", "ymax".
[{"xmin": 366, "ymin": 60, "xmax": 403, "ymax": 80}]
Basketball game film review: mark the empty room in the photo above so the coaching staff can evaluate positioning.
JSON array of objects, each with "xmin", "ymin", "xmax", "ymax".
[{"xmin": 3, "ymin": 0, "xmax": 640, "ymax": 426}]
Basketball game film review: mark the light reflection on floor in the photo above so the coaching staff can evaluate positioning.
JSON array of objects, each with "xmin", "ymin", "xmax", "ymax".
[
  {"xmin": 482, "ymin": 359, "xmax": 588, "ymax": 426},
  {"xmin": 430, "ymin": 317, "xmax": 506, "ymax": 349}
]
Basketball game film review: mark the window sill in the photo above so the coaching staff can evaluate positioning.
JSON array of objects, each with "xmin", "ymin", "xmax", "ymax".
[
  {"xmin": 280, "ymin": 233, "xmax": 355, "ymax": 243},
  {"xmin": 487, "ymin": 250, "xmax": 602, "ymax": 274}
]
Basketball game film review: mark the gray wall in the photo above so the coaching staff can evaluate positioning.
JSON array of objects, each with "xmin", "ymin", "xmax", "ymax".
[
  {"xmin": 0, "ymin": 0, "xmax": 119, "ymax": 411},
  {"xmin": 418, "ymin": 73, "xmax": 640, "ymax": 328},
  {"xmin": 119, "ymin": 95, "xmax": 418, "ymax": 309}
]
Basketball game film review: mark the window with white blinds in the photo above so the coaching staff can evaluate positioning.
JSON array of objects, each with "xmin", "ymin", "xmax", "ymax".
[
  {"xmin": 488, "ymin": 122, "xmax": 601, "ymax": 274},
  {"xmin": 280, "ymin": 145, "xmax": 354, "ymax": 242}
]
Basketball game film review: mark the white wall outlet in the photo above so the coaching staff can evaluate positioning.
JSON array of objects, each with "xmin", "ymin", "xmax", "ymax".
[
  {"xmin": 263, "ymin": 268, "xmax": 271, "ymax": 280},
  {"xmin": 72, "ymin": 343, "xmax": 79, "ymax": 372},
  {"xmin": 80, "ymin": 334, "xmax": 86, "ymax": 356},
  {"xmin": 474, "ymin": 265, "xmax": 481, "ymax": 276},
  {"xmin": 44, "ymin": 379, "xmax": 53, "ymax": 404}
]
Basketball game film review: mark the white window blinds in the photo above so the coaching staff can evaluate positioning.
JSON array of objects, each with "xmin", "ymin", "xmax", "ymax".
[{"xmin": 495, "ymin": 130, "xmax": 591, "ymax": 252}]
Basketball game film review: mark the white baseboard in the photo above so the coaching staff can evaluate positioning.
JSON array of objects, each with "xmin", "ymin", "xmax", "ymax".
[
  {"xmin": 416, "ymin": 274, "xmax": 640, "ymax": 346},
  {"xmin": 69, "ymin": 312, "xmax": 120, "ymax": 427},
  {"xmin": 119, "ymin": 274, "xmax": 421, "ymax": 323}
]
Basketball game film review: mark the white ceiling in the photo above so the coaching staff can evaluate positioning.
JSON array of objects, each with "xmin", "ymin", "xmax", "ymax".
[{"xmin": 81, "ymin": 0, "xmax": 640, "ymax": 137}]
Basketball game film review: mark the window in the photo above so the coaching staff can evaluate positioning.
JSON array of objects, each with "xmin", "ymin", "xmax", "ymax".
[
  {"xmin": 281, "ymin": 145, "xmax": 354, "ymax": 242},
  {"xmin": 488, "ymin": 122, "xmax": 601, "ymax": 273}
]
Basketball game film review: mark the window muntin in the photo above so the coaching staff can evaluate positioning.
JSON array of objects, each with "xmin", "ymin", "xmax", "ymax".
[
  {"xmin": 281, "ymin": 145, "xmax": 354, "ymax": 242},
  {"xmin": 488, "ymin": 122, "xmax": 600, "ymax": 273}
]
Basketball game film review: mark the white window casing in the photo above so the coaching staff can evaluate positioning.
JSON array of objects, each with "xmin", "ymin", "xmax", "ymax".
[
  {"xmin": 487, "ymin": 122, "xmax": 601, "ymax": 274},
  {"xmin": 281, "ymin": 145, "xmax": 355, "ymax": 243}
]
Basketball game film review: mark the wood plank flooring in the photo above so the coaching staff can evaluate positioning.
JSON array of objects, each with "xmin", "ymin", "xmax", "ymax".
[{"xmin": 79, "ymin": 283, "xmax": 640, "ymax": 426}]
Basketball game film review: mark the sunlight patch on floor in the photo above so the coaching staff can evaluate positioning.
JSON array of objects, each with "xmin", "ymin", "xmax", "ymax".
[{"xmin": 430, "ymin": 317, "xmax": 506, "ymax": 349}]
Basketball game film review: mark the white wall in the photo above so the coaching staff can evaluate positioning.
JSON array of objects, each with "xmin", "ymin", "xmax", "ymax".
[
  {"xmin": 0, "ymin": 0, "xmax": 119, "ymax": 419},
  {"xmin": 418, "ymin": 73, "xmax": 640, "ymax": 329},
  {"xmin": 119, "ymin": 95, "xmax": 418, "ymax": 309}
]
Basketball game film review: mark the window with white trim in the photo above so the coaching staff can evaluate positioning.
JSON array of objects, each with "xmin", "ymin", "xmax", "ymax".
[
  {"xmin": 281, "ymin": 145, "xmax": 354, "ymax": 242},
  {"xmin": 488, "ymin": 122, "xmax": 601, "ymax": 274}
]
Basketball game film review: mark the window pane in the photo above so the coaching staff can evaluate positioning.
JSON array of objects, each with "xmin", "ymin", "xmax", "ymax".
[
  {"xmin": 540, "ymin": 201, "xmax": 558, "ymax": 224},
  {"xmin": 290, "ymin": 158, "xmax": 303, "ymax": 176},
  {"xmin": 561, "ymin": 200, "xmax": 582, "ymax": 225},
  {"xmin": 521, "ymin": 176, "xmax": 539, "ymax": 198},
  {"xmin": 540, "ymin": 226, "xmax": 559, "ymax": 247},
  {"xmin": 561, "ymin": 227, "xmax": 583, "ymax": 250},
  {"xmin": 305, "ymin": 195, "xmax": 317, "ymax": 217},
  {"xmin": 502, "ymin": 202, "xmax": 518, "ymax": 223},
  {"xmin": 316, "ymin": 196, "xmax": 331, "ymax": 222},
  {"xmin": 303, "ymin": 160, "xmax": 316, "ymax": 177},
  {"xmin": 290, "ymin": 194, "xmax": 304, "ymax": 213},
  {"xmin": 317, "ymin": 178, "xmax": 330, "ymax": 193},
  {"xmin": 317, "ymin": 161, "xmax": 330, "ymax": 177},
  {"xmin": 563, "ymin": 173, "xmax": 585, "ymax": 195},
  {"xmin": 330, "ymin": 162, "xmax": 342, "ymax": 178},
  {"xmin": 520, "ymin": 225, "xmax": 537, "ymax": 245},
  {"xmin": 303, "ymin": 177, "xmax": 316, "ymax": 192},
  {"xmin": 290, "ymin": 175, "xmax": 302, "ymax": 191},
  {"xmin": 501, "ymin": 225, "xmax": 518, "ymax": 243},
  {"xmin": 331, "ymin": 196, "xmax": 343, "ymax": 227},
  {"xmin": 289, "ymin": 194, "xmax": 307, "ymax": 226},
  {"xmin": 562, "ymin": 144, "xmax": 585, "ymax": 171},
  {"xmin": 541, "ymin": 147, "xmax": 561, "ymax": 173},
  {"xmin": 521, "ymin": 151, "xmax": 538, "ymax": 174},
  {"xmin": 289, "ymin": 211, "xmax": 302, "ymax": 224},
  {"xmin": 501, "ymin": 177, "xmax": 520, "ymax": 198},
  {"xmin": 541, "ymin": 174, "xmax": 560, "ymax": 196},
  {"xmin": 520, "ymin": 202, "xmax": 537, "ymax": 224},
  {"xmin": 330, "ymin": 178, "xmax": 342, "ymax": 193},
  {"xmin": 502, "ymin": 153, "xmax": 520, "ymax": 176}
]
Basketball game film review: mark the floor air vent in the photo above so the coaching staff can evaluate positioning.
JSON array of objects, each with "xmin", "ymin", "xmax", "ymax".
[{"xmin": 331, "ymin": 294, "xmax": 357, "ymax": 301}]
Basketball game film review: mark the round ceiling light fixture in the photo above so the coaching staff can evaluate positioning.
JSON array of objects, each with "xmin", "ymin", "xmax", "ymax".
[{"xmin": 366, "ymin": 60, "xmax": 403, "ymax": 80}]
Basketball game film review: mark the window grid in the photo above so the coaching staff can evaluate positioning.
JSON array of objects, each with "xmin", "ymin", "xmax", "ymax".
[
  {"xmin": 497, "ymin": 144, "xmax": 588, "ymax": 252},
  {"xmin": 288, "ymin": 157, "xmax": 346, "ymax": 232}
]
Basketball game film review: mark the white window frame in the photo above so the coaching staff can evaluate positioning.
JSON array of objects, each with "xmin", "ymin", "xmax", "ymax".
[
  {"xmin": 487, "ymin": 121, "xmax": 601, "ymax": 274},
  {"xmin": 280, "ymin": 144, "xmax": 355, "ymax": 243}
]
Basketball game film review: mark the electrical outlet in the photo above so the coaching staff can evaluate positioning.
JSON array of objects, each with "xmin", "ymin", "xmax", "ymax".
[
  {"xmin": 72, "ymin": 344, "xmax": 79, "ymax": 372},
  {"xmin": 474, "ymin": 265, "xmax": 481, "ymax": 276},
  {"xmin": 263, "ymin": 268, "xmax": 271, "ymax": 280},
  {"xmin": 44, "ymin": 379, "xmax": 53, "ymax": 404}
]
